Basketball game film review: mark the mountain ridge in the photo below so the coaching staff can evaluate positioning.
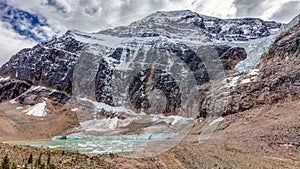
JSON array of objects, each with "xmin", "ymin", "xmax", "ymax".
[
  {"xmin": 0, "ymin": 10, "xmax": 285, "ymax": 115},
  {"xmin": 99, "ymin": 10, "xmax": 281, "ymax": 42}
]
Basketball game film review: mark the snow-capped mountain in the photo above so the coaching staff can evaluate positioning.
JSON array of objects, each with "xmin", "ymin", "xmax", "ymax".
[
  {"xmin": 100, "ymin": 10, "xmax": 281, "ymax": 42},
  {"xmin": 0, "ymin": 10, "xmax": 283, "ymax": 118},
  {"xmin": 0, "ymin": 11, "xmax": 280, "ymax": 115},
  {"xmin": 0, "ymin": 30, "xmax": 246, "ymax": 114},
  {"xmin": 0, "ymin": 1, "xmax": 60, "ymax": 42}
]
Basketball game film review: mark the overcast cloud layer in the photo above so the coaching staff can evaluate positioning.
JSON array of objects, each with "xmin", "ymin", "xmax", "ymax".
[{"xmin": 0, "ymin": 0, "xmax": 299, "ymax": 65}]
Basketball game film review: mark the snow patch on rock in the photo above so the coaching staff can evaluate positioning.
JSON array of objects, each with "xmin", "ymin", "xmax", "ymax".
[
  {"xmin": 209, "ymin": 117, "xmax": 224, "ymax": 126},
  {"xmin": 9, "ymin": 99, "xmax": 18, "ymax": 104},
  {"xmin": 23, "ymin": 101, "xmax": 47, "ymax": 117},
  {"xmin": 80, "ymin": 117, "xmax": 119, "ymax": 132},
  {"xmin": 79, "ymin": 98, "xmax": 136, "ymax": 116},
  {"xmin": 0, "ymin": 76, "xmax": 10, "ymax": 81}
]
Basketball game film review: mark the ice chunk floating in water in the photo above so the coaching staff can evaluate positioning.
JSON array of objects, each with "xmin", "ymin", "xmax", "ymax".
[{"xmin": 12, "ymin": 133, "xmax": 178, "ymax": 154}]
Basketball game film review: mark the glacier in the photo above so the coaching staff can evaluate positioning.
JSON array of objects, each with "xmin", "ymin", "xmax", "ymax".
[{"xmin": 214, "ymin": 33, "xmax": 279, "ymax": 72}]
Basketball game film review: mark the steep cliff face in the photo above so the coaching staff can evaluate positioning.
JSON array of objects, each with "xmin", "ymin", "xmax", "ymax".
[
  {"xmin": 199, "ymin": 22, "xmax": 300, "ymax": 117},
  {"xmin": 1, "ymin": 10, "xmax": 276, "ymax": 115},
  {"xmin": 0, "ymin": 35, "xmax": 246, "ymax": 114},
  {"xmin": 0, "ymin": 79, "xmax": 30, "ymax": 102},
  {"xmin": 255, "ymin": 22, "xmax": 300, "ymax": 103},
  {"xmin": 0, "ymin": 32, "xmax": 85, "ymax": 94}
]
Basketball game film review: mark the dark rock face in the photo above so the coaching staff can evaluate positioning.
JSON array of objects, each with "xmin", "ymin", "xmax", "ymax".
[
  {"xmin": 205, "ymin": 18, "xmax": 280, "ymax": 41},
  {"xmin": 219, "ymin": 47, "xmax": 247, "ymax": 70},
  {"xmin": 129, "ymin": 68, "xmax": 181, "ymax": 114},
  {"xmin": 0, "ymin": 80, "xmax": 31, "ymax": 102},
  {"xmin": 0, "ymin": 32, "xmax": 85, "ymax": 94},
  {"xmin": 95, "ymin": 59, "xmax": 114, "ymax": 104},
  {"xmin": 0, "ymin": 28, "xmax": 246, "ymax": 115},
  {"xmin": 93, "ymin": 42, "xmax": 246, "ymax": 114},
  {"xmin": 17, "ymin": 88, "xmax": 70, "ymax": 105},
  {"xmin": 0, "ymin": 32, "xmax": 82, "ymax": 105}
]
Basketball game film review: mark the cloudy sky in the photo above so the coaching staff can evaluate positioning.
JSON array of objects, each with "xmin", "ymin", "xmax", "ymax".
[{"xmin": 0, "ymin": 0, "xmax": 299, "ymax": 65}]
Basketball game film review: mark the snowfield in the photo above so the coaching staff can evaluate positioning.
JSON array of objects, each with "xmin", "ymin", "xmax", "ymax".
[{"xmin": 23, "ymin": 101, "xmax": 47, "ymax": 117}]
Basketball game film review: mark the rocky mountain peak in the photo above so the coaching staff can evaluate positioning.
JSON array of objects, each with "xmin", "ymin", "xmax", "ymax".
[{"xmin": 99, "ymin": 10, "xmax": 281, "ymax": 42}]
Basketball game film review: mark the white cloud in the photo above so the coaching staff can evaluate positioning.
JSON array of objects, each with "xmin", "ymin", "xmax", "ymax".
[
  {"xmin": 271, "ymin": 1, "xmax": 300, "ymax": 22},
  {"xmin": 193, "ymin": 0, "xmax": 237, "ymax": 18},
  {"xmin": 4, "ymin": 0, "xmax": 202, "ymax": 33},
  {"xmin": 260, "ymin": 0, "xmax": 298, "ymax": 21},
  {"xmin": 7, "ymin": 0, "xmax": 298, "ymax": 35},
  {"xmin": 233, "ymin": 0, "xmax": 299, "ymax": 22},
  {"xmin": 0, "ymin": 21, "xmax": 36, "ymax": 66}
]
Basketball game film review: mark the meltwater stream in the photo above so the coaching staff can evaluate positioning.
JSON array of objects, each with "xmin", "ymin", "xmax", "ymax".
[{"xmin": 11, "ymin": 133, "xmax": 178, "ymax": 154}]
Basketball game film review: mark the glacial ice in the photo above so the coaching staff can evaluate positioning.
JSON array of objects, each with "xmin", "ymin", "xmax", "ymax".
[
  {"xmin": 234, "ymin": 13, "xmax": 300, "ymax": 71},
  {"xmin": 223, "ymin": 34, "xmax": 278, "ymax": 72}
]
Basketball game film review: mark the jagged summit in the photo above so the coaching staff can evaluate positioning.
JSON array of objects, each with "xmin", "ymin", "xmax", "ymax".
[
  {"xmin": 142, "ymin": 9, "xmax": 214, "ymax": 21},
  {"xmin": 99, "ymin": 10, "xmax": 281, "ymax": 42}
]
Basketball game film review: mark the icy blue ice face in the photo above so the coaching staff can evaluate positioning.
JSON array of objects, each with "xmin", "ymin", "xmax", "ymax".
[
  {"xmin": 213, "ymin": 33, "xmax": 278, "ymax": 72},
  {"xmin": 234, "ymin": 34, "xmax": 278, "ymax": 71},
  {"xmin": 233, "ymin": 13, "xmax": 300, "ymax": 72}
]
